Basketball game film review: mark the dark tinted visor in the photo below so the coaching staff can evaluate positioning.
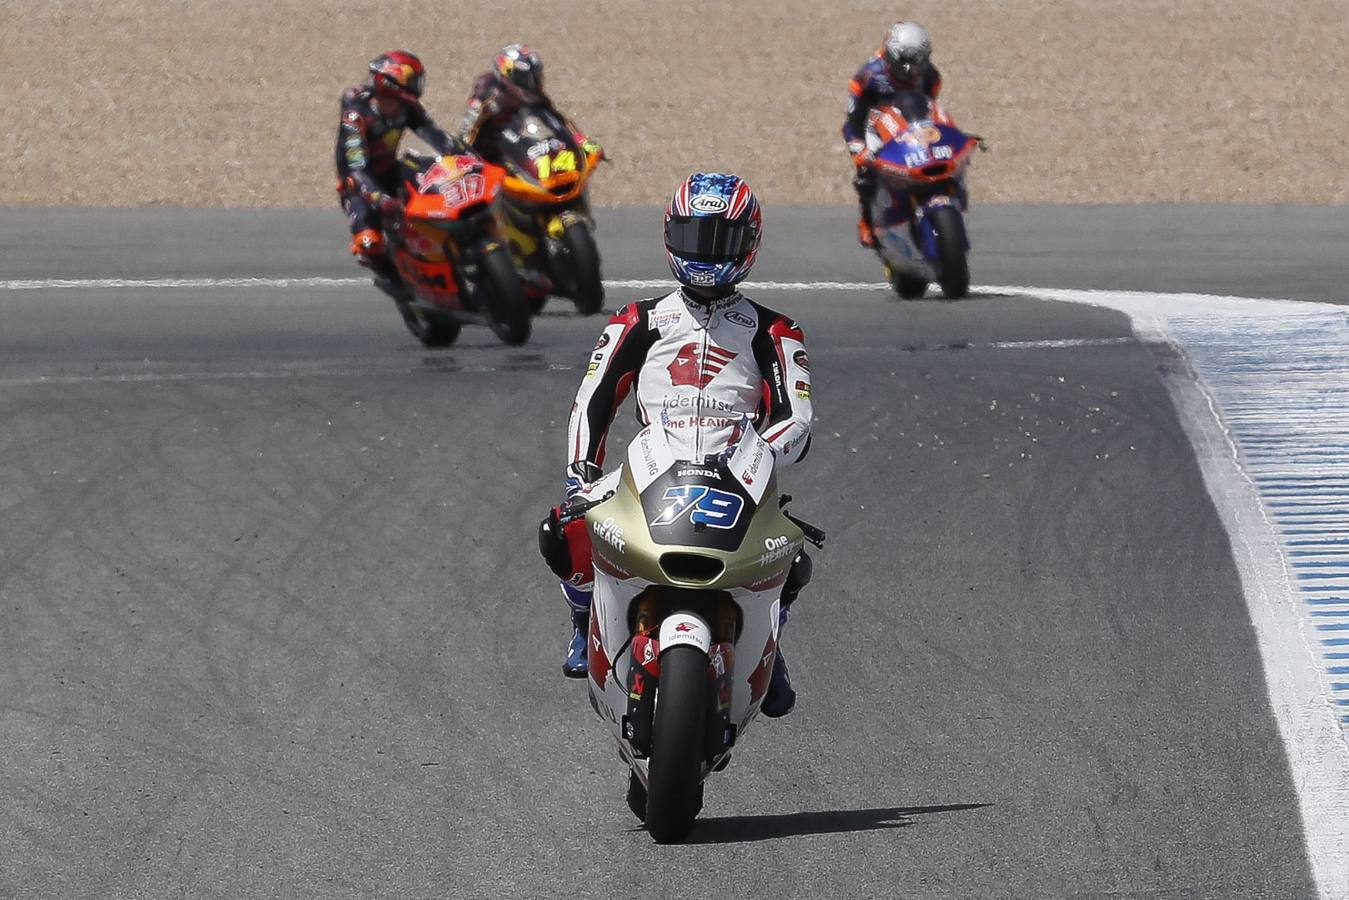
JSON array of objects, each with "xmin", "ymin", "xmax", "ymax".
[{"xmin": 666, "ymin": 215, "xmax": 755, "ymax": 263}]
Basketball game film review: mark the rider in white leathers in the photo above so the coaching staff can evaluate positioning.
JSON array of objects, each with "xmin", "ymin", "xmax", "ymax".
[{"xmin": 540, "ymin": 172, "xmax": 813, "ymax": 717}]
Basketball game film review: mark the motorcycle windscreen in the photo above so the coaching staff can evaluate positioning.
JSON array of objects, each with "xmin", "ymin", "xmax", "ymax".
[
  {"xmin": 892, "ymin": 89, "xmax": 933, "ymax": 124},
  {"xmin": 665, "ymin": 215, "xmax": 756, "ymax": 263},
  {"xmin": 496, "ymin": 108, "xmax": 577, "ymax": 175}
]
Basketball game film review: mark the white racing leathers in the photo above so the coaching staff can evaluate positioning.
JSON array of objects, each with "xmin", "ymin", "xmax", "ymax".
[{"xmin": 567, "ymin": 289, "xmax": 813, "ymax": 475}]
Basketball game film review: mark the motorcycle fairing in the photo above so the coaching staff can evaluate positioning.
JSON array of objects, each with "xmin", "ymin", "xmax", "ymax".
[{"xmin": 583, "ymin": 423, "xmax": 804, "ymax": 780}]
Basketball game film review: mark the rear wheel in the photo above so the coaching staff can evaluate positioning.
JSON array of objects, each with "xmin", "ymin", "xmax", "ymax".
[
  {"xmin": 561, "ymin": 221, "xmax": 604, "ymax": 315},
  {"xmin": 645, "ymin": 644, "xmax": 707, "ymax": 843},
  {"xmin": 481, "ymin": 247, "xmax": 532, "ymax": 345},
  {"xmin": 886, "ymin": 263, "xmax": 928, "ymax": 300},
  {"xmin": 931, "ymin": 206, "xmax": 970, "ymax": 300},
  {"xmin": 380, "ymin": 273, "xmax": 461, "ymax": 347}
]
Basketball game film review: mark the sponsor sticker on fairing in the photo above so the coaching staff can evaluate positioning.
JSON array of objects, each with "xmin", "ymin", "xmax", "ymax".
[
  {"xmin": 727, "ymin": 426, "xmax": 773, "ymax": 504},
  {"xmin": 758, "ymin": 534, "xmax": 800, "ymax": 568},
  {"xmin": 627, "ymin": 424, "xmax": 676, "ymax": 493},
  {"xmin": 592, "ymin": 516, "xmax": 626, "ymax": 552}
]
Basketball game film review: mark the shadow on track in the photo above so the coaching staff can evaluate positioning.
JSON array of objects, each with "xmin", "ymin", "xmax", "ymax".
[{"xmin": 684, "ymin": 802, "xmax": 991, "ymax": 844}]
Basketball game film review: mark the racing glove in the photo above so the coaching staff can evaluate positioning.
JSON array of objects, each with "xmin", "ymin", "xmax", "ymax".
[
  {"xmin": 847, "ymin": 140, "xmax": 874, "ymax": 169},
  {"xmin": 564, "ymin": 460, "xmax": 603, "ymax": 499}
]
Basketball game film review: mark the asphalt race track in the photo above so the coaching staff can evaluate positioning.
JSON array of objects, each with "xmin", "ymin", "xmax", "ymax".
[{"xmin": 2, "ymin": 207, "xmax": 1345, "ymax": 898}]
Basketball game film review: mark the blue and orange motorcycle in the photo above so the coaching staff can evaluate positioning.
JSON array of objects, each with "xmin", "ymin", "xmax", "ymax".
[{"xmin": 865, "ymin": 91, "xmax": 981, "ymax": 300}]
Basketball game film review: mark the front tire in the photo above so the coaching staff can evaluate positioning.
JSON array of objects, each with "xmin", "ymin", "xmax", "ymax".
[
  {"xmin": 931, "ymin": 206, "xmax": 970, "ymax": 300},
  {"xmin": 645, "ymin": 644, "xmax": 707, "ymax": 843},
  {"xmin": 481, "ymin": 247, "xmax": 532, "ymax": 345},
  {"xmin": 561, "ymin": 221, "xmax": 604, "ymax": 315}
]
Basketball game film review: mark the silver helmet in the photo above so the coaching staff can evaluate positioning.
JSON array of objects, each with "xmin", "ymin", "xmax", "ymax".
[{"xmin": 883, "ymin": 21, "xmax": 932, "ymax": 80}]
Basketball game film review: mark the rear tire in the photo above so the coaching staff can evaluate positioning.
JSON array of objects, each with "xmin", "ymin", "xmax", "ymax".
[
  {"xmin": 887, "ymin": 265, "xmax": 928, "ymax": 300},
  {"xmin": 931, "ymin": 206, "xmax": 970, "ymax": 300},
  {"xmin": 394, "ymin": 297, "xmax": 461, "ymax": 347},
  {"xmin": 561, "ymin": 221, "xmax": 604, "ymax": 315},
  {"xmin": 645, "ymin": 644, "xmax": 707, "ymax": 843},
  {"xmin": 481, "ymin": 247, "xmax": 532, "ymax": 345}
]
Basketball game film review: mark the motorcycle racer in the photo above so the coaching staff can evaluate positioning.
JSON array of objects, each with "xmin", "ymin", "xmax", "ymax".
[
  {"xmin": 538, "ymin": 173, "xmax": 814, "ymax": 718},
  {"xmin": 459, "ymin": 44, "xmax": 602, "ymax": 163},
  {"xmin": 336, "ymin": 50, "xmax": 466, "ymax": 271},
  {"xmin": 843, "ymin": 22, "xmax": 943, "ymax": 248}
]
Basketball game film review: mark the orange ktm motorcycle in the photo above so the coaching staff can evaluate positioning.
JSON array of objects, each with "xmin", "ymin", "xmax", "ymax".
[
  {"xmin": 374, "ymin": 151, "xmax": 532, "ymax": 347},
  {"xmin": 483, "ymin": 106, "xmax": 606, "ymax": 315}
]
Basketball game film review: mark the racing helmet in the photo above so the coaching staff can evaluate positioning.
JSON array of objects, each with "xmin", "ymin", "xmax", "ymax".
[
  {"xmin": 368, "ymin": 50, "xmax": 426, "ymax": 104},
  {"xmin": 883, "ymin": 21, "xmax": 932, "ymax": 81},
  {"xmin": 664, "ymin": 173, "xmax": 762, "ymax": 292},
  {"xmin": 494, "ymin": 44, "xmax": 545, "ymax": 103}
]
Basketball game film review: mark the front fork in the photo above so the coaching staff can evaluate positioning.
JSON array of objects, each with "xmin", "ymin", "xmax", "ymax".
[
  {"xmin": 909, "ymin": 180, "xmax": 970, "ymax": 261},
  {"xmin": 622, "ymin": 593, "xmax": 738, "ymax": 763}
]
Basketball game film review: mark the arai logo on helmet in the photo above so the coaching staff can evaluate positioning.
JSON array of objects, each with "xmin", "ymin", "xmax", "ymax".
[{"xmin": 689, "ymin": 194, "xmax": 729, "ymax": 214}]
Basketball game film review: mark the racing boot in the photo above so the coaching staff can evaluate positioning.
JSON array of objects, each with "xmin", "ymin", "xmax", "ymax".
[
  {"xmin": 760, "ymin": 649, "xmax": 796, "ymax": 718},
  {"xmin": 762, "ymin": 551, "xmax": 810, "ymax": 718},
  {"xmin": 561, "ymin": 582, "xmax": 592, "ymax": 679},
  {"xmin": 350, "ymin": 228, "xmax": 387, "ymax": 269},
  {"xmin": 563, "ymin": 608, "xmax": 589, "ymax": 678},
  {"xmin": 853, "ymin": 169, "xmax": 879, "ymax": 249},
  {"xmin": 856, "ymin": 214, "xmax": 877, "ymax": 249}
]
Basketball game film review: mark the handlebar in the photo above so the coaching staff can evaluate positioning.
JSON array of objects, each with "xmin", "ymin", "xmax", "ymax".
[
  {"xmin": 777, "ymin": 494, "xmax": 827, "ymax": 548},
  {"xmin": 554, "ymin": 491, "xmax": 615, "ymax": 526}
]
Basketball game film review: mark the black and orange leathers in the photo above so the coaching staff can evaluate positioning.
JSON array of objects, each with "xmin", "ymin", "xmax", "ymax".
[
  {"xmin": 335, "ymin": 85, "xmax": 464, "ymax": 235},
  {"xmin": 566, "ymin": 290, "xmax": 813, "ymax": 476}
]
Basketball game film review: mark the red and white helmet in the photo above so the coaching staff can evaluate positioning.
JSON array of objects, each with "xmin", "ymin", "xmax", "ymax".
[{"xmin": 664, "ymin": 172, "xmax": 763, "ymax": 292}]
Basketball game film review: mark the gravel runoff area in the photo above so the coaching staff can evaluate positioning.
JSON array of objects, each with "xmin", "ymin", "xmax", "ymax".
[{"xmin": 7, "ymin": 0, "xmax": 1348, "ymax": 207}]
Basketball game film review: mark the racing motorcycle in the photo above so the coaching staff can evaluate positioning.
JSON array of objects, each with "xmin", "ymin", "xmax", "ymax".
[
  {"xmin": 484, "ymin": 105, "xmax": 606, "ymax": 315},
  {"xmin": 554, "ymin": 421, "xmax": 825, "ymax": 843},
  {"xmin": 374, "ymin": 151, "xmax": 532, "ymax": 346},
  {"xmin": 865, "ymin": 91, "xmax": 980, "ymax": 300}
]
